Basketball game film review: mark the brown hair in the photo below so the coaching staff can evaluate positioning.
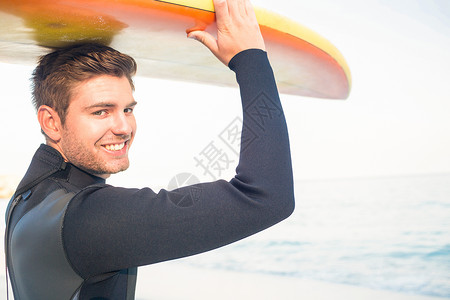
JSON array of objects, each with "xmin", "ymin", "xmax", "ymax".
[{"xmin": 32, "ymin": 43, "xmax": 137, "ymax": 125}]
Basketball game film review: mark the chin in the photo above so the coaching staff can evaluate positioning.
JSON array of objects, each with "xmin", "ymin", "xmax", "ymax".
[
  {"xmin": 109, "ymin": 162, "xmax": 131, "ymax": 174},
  {"xmin": 83, "ymin": 161, "xmax": 130, "ymax": 178}
]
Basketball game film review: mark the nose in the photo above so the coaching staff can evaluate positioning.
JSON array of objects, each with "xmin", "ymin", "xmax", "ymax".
[{"xmin": 111, "ymin": 111, "xmax": 134, "ymax": 137}]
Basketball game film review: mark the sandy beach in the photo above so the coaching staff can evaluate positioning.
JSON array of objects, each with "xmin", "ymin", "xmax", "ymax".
[
  {"xmin": 133, "ymin": 262, "xmax": 447, "ymax": 300},
  {"xmin": 0, "ymin": 199, "xmax": 447, "ymax": 300}
]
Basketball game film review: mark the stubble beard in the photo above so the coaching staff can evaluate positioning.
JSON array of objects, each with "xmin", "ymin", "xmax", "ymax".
[{"xmin": 60, "ymin": 136, "xmax": 130, "ymax": 177}]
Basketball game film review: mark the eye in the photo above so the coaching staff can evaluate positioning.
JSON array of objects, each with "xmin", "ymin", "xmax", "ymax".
[
  {"xmin": 124, "ymin": 108, "xmax": 134, "ymax": 114},
  {"xmin": 93, "ymin": 110, "xmax": 107, "ymax": 116}
]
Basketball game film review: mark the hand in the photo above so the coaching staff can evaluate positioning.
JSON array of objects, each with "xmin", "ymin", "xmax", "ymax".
[{"xmin": 187, "ymin": 0, "xmax": 265, "ymax": 66}]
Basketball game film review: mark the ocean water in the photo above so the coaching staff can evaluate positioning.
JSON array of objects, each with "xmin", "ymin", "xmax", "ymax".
[{"xmin": 176, "ymin": 174, "xmax": 450, "ymax": 298}]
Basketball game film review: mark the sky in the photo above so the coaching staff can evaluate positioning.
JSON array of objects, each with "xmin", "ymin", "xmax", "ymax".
[{"xmin": 1, "ymin": 0, "xmax": 449, "ymax": 190}]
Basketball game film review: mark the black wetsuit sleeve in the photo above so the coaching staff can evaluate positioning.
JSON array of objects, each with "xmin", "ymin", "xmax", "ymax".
[{"xmin": 63, "ymin": 49, "xmax": 295, "ymax": 278}]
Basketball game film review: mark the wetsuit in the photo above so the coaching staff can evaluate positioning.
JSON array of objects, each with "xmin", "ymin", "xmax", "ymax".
[{"xmin": 5, "ymin": 49, "xmax": 295, "ymax": 299}]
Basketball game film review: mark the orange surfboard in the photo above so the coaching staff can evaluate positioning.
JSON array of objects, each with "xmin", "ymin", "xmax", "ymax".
[{"xmin": 0, "ymin": 0, "xmax": 351, "ymax": 99}]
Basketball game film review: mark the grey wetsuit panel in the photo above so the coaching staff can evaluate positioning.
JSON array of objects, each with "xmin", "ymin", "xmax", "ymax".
[{"xmin": 10, "ymin": 189, "xmax": 83, "ymax": 300}]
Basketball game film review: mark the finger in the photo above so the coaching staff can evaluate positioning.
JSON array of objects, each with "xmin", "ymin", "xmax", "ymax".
[
  {"xmin": 244, "ymin": 0, "xmax": 257, "ymax": 22},
  {"xmin": 213, "ymin": 0, "xmax": 229, "ymax": 28},
  {"xmin": 227, "ymin": 0, "xmax": 244, "ymax": 20},
  {"xmin": 237, "ymin": 0, "xmax": 247, "ymax": 18},
  {"xmin": 187, "ymin": 31, "xmax": 219, "ymax": 55}
]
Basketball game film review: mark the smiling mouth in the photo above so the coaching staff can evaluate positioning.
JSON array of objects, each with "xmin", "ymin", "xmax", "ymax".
[{"xmin": 103, "ymin": 141, "xmax": 126, "ymax": 152}]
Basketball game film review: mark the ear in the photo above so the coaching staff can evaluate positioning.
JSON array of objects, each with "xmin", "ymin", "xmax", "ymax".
[{"xmin": 37, "ymin": 105, "xmax": 63, "ymax": 142}]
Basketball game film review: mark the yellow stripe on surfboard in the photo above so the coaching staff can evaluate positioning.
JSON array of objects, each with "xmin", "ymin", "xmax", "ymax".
[{"xmin": 157, "ymin": 0, "xmax": 215, "ymax": 11}]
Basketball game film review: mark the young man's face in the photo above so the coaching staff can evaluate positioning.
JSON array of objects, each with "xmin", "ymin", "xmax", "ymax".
[{"xmin": 58, "ymin": 75, "xmax": 137, "ymax": 178}]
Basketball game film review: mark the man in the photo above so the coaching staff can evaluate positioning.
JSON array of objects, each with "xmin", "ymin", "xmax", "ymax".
[{"xmin": 5, "ymin": 0, "xmax": 295, "ymax": 299}]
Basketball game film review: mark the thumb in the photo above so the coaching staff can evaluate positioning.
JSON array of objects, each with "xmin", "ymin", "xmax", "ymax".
[{"xmin": 187, "ymin": 30, "xmax": 219, "ymax": 57}]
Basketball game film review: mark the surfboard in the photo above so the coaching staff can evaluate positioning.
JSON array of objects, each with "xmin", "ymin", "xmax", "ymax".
[{"xmin": 0, "ymin": 0, "xmax": 351, "ymax": 99}]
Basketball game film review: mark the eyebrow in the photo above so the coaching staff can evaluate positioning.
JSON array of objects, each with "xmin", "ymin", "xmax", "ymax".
[{"xmin": 84, "ymin": 100, "xmax": 138, "ymax": 111}]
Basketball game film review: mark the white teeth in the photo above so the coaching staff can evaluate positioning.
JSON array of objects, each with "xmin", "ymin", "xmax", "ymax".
[{"xmin": 105, "ymin": 143, "xmax": 125, "ymax": 151}]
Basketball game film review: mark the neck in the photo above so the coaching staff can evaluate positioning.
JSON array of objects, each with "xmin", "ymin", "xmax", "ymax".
[{"xmin": 45, "ymin": 140, "xmax": 111, "ymax": 180}]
